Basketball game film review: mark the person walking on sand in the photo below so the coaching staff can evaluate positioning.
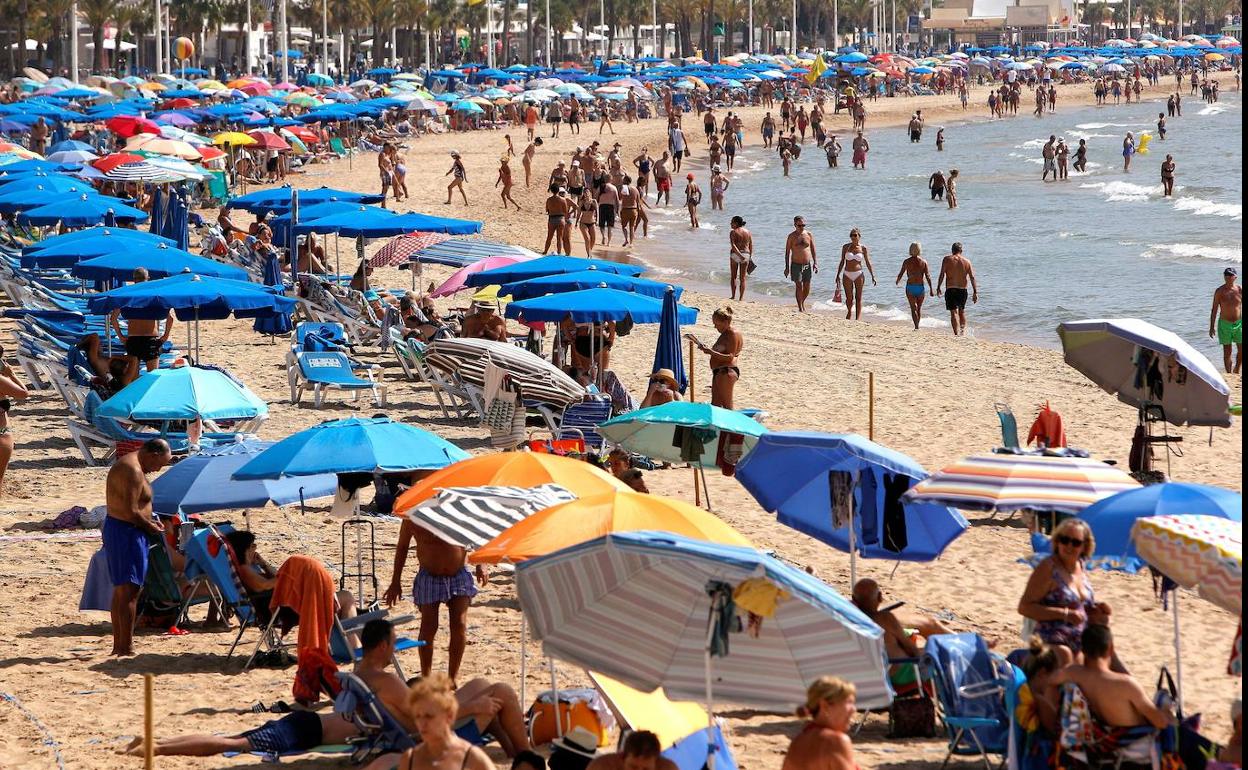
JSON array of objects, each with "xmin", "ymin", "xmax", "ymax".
[
  {"xmin": 445, "ymin": 151, "xmax": 468, "ymax": 205},
  {"xmin": 784, "ymin": 216, "xmax": 818, "ymax": 313},
  {"xmin": 1161, "ymin": 154, "xmax": 1176, "ymax": 197},
  {"xmin": 896, "ymin": 242, "xmax": 935, "ymax": 330},
  {"xmin": 1210, "ymin": 267, "xmax": 1242, "ymax": 373},
  {"xmin": 522, "ymin": 138, "xmax": 539, "ymax": 187},
  {"xmin": 104, "ymin": 439, "xmax": 173, "ymax": 656},
  {"xmin": 946, "ymin": 169, "xmax": 960, "ymax": 209},
  {"xmin": 496, "ymin": 156, "xmax": 520, "ymax": 211},
  {"xmin": 669, "ymin": 123, "xmax": 688, "ymax": 173},
  {"xmin": 728, "ymin": 216, "xmax": 753, "ymax": 300},
  {"xmin": 835, "ymin": 228, "xmax": 877, "ymax": 321},
  {"xmin": 542, "ymin": 188, "xmax": 569, "ymax": 254},
  {"xmin": 937, "ymin": 242, "xmax": 979, "ymax": 336},
  {"xmin": 683, "ymin": 174, "xmax": 702, "ymax": 229},
  {"xmin": 378, "ymin": 142, "xmax": 394, "ymax": 200},
  {"xmin": 851, "ymin": 131, "xmax": 869, "ymax": 170},
  {"xmin": 575, "ymin": 188, "xmax": 597, "ymax": 256},
  {"xmin": 1122, "ymin": 133, "xmax": 1136, "ymax": 173}
]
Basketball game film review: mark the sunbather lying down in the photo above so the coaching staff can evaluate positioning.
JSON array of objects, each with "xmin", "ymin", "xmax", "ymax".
[{"xmin": 119, "ymin": 710, "xmax": 359, "ymax": 758}]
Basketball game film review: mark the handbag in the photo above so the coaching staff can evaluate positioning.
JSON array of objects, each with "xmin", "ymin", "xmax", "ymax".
[
  {"xmin": 746, "ymin": 258, "xmax": 757, "ymax": 275},
  {"xmin": 888, "ymin": 693, "xmax": 937, "ymax": 738},
  {"xmin": 483, "ymin": 394, "xmax": 516, "ymax": 431}
]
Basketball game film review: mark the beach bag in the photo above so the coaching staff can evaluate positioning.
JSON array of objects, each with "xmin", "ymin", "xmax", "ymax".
[
  {"xmin": 889, "ymin": 690, "xmax": 937, "ymax": 738},
  {"xmin": 484, "ymin": 394, "xmax": 516, "ymax": 431},
  {"xmin": 527, "ymin": 690, "xmax": 608, "ymax": 747}
]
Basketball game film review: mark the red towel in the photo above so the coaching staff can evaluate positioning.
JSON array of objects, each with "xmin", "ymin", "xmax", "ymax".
[
  {"xmin": 270, "ymin": 555, "xmax": 335, "ymax": 654},
  {"xmin": 1027, "ymin": 402, "xmax": 1067, "ymax": 448}
]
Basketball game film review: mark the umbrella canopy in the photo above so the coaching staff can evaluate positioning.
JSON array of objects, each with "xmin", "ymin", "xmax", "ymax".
[
  {"xmin": 904, "ymin": 454, "xmax": 1140, "ymax": 514},
  {"xmin": 465, "ymin": 254, "xmax": 645, "ymax": 288},
  {"xmin": 21, "ymin": 227, "xmax": 175, "ymax": 266},
  {"xmin": 1057, "ymin": 319, "xmax": 1230, "ymax": 427},
  {"xmin": 1132, "ymin": 515, "xmax": 1241, "ymax": 615},
  {"xmin": 368, "ymin": 231, "xmax": 452, "ymax": 268},
  {"xmin": 516, "ymin": 531, "xmax": 891, "ymax": 710},
  {"xmin": 406, "ymin": 484, "xmax": 578, "ymax": 550},
  {"xmin": 233, "ymin": 416, "xmax": 469, "ymax": 479},
  {"xmin": 506, "ymin": 287, "xmax": 698, "ymax": 324},
  {"xmin": 19, "ymin": 194, "xmax": 149, "ymax": 227},
  {"xmin": 471, "ymin": 491, "xmax": 752, "ymax": 564},
  {"xmin": 86, "ymin": 272, "xmax": 298, "ymax": 321},
  {"xmin": 395, "ymin": 452, "xmax": 628, "ymax": 512},
  {"xmin": 152, "ymin": 440, "xmax": 337, "ymax": 514},
  {"xmin": 599, "ymin": 402, "xmax": 767, "ymax": 467},
  {"xmin": 736, "ymin": 431, "xmax": 968, "ymax": 563},
  {"xmin": 229, "ymin": 185, "xmax": 384, "ymax": 213},
  {"xmin": 98, "ymin": 365, "xmax": 268, "ymax": 421},
  {"xmin": 430, "ymin": 255, "xmax": 537, "ymax": 297},
  {"xmin": 499, "ymin": 268, "xmax": 681, "ymax": 301},
  {"xmin": 424, "ymin": 337, "xmax": 586, "ymax": 407},
  {"xmin": 71, "ymin": 243, "xmax": 248, "ymax": 282},
  {"xmin": 653, "ymin": 287, "xmax": 688, "ymax": 394}
]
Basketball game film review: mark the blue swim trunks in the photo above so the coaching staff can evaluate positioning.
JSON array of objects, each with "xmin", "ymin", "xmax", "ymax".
[
  {"xmin": 906, "ymin": 284, "xmax": 926, "ymax": 297},
  {"xmin": 102, "ymin": 516, "xmax": 150, "ymax": 587}
]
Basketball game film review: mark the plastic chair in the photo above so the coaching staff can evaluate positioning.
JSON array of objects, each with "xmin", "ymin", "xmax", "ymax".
[{"xmin": 994, "ymin": 402, "xmax": 1023, "ymax": 454}]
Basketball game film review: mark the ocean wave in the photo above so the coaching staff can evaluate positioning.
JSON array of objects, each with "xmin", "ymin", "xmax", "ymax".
[
  {"xmin": 1173, "ymin": 197, "xmax": 1243, "ymax": 219},
  {"xmin": 1142, "ymin": 243, "xmax": 1243, "ymax": 263},
  {"xmin": 1198, "ymin": 103, "xmax": 1229, "ymax": 116},
  {"xmin": 1079, "ymin": 180, "xmax": 1163, "ymax": 202},
  {"xmin": 1075, "ymin": 121, "xmax": 1149, "ymax": 130},
  {"xmin": 812, "ymin": 299, "xmax": 950, "ymax": 327},
  {"xmin": 1016, "ymin": 139, "xmax": 1047, "ymax": 149}
]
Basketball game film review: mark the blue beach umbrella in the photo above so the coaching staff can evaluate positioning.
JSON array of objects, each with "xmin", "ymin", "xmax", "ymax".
[
  {"xmin": 652, "ymin": 286, "xmax": 687, "ymax": 394},
  {"xmin": 499, "ymin": 268, "xmax": 679, "ymax": 300},
  {"xmin": 19, "ymin": 194, "xmax": 149, "ymax": 227},
  {"xmin": 390, "ymin": 212, "xmax": 482, "ymax": 236},
  {"xmin": 465, "ymin": 254, "xmax": 645, "ymax": 288},
  {"xmin": 834, "ymin": 51, "xmax": 870, "ymax": 63},
  {"xmin": 21, "ymin": 228, "xmax": 176, "ymax": 268},
  {"xmin": 152, "ymin": 440, "xmax": 337, "ymax": 515},
  {"xmin": 736, "ymin": 431, "xmax": 969, "ymax": 578},
  {"xmin": 71, "ymin": 243, "xmax": 248, "ymax": 282},
  {"xmin": 98, "ymin": 365, "xmax": 268, "ymax": 422},
  {"xmin": 504, "ymin": 287, "xmax": 698, "ymax": 324},
  {"xmin": 229, "ymin": 185, "xmax": 384, "ymax": 213},
  {"xmin": 0, "ymin": 183, "xmax": 98, "ymax": 213},
  {"xmin": 232, "ymin": 416, "xmax": 470, "ymax": 479},
  {"xmin": 86, "ymin": 272, "xmax": 297, "ymax": 321}
]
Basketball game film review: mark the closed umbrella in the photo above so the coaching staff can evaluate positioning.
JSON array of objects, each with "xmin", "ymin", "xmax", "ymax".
[
  {"xmin": 254, "ymin": 251, "xmax": 293, "ymax": 336},
  {"xmin": 395, "ymin": 452, "xmax": 627, "ymax": 512},
  {"xmin": 152, "ymin": 440, "xmax": 337, "ymax": 515},
  {"xmin": 424, "ymin": 337, "xmax": 586, "ymax": 407},
  {"xmin": 903, "ymin": 454, "xmax": 1139, "ymax": 514},
  {"xmin": 1057, "ymin": 319, "xmax": 1231, "ymax": 427},
  {"xmin": 98, "ymin": 365, "xmax": 268, "ymax": 422},
  {"xmin": 653, "ymin": 286, "xmax": 688, "ymax": 395}
]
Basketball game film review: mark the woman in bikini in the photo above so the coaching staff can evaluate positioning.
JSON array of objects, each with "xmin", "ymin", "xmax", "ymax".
[
  {"xmin": 835, "ymin": 228, "xmax": 877, "ymax": 321},
  {"xmin": 782, "ymin": 676, "xmax": 859, "ymax": 770},
  {"xmin": 0, "ymin": 349, "xmax": 30, "ymax": 494},
  {"xmin": 392, "ymin": 673, "xmax": 492, "ymax": 770},
  {"xmin": 390, "ymin": 146, "xmax": 409, "ymax": 201},
  {"xmin": 575, "ymin": 188, "xmax": 597, "ymax": 256},
  {"xmin": 687, "ymin": 307, "xmax": 742, "ymax": 409},
  {"xmin": 1018, "ymin": 517, "xmax": 1113, "ymax": 667}
]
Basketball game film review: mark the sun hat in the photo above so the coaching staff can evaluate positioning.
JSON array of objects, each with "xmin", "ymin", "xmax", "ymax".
[
  {"xmin": 686, "ymin": 173, "xmax": 694, "ymax": 180},
  {"xmin": 650, "ymin": 368, "xmax": 679, "ymax": 388},
  {"xmin": 550, "ymin": 725, "xmax": 600, "ymax": 758}
]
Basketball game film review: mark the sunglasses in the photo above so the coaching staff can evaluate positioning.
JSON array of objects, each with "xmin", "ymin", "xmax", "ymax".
[{"xmin": 1055, "ymin": 534, "xmax": 1085, "ymax": 548}]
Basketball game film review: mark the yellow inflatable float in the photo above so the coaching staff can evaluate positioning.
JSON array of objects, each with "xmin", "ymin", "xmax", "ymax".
[{"xmin": 1136, "ymin": 132, "xmax": 1153, "ymax": 154}]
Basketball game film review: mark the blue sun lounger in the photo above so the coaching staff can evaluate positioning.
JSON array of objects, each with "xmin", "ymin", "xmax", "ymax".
[{"xmin": 288, "ymin": 350, "xmax": 386, "ymax": 408}]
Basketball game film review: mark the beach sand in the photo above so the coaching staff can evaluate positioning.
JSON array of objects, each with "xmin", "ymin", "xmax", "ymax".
[{"xmin": 0, "ymin": 73, "xmax": 1240, "ymax": 769}]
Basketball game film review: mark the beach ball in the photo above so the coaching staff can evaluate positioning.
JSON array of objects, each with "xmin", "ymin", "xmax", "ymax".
[{"xmin": 174, "ymin": 37, "xmax": 195, "ymax": 60}]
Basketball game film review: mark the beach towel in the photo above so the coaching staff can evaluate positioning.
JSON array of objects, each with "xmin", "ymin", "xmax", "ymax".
[
  {"xmin": 270, "ymin": 555, "xmax": 335, "ymax": 655},
  {"xmin": 1027, "ymin": 402, "xmax": 1067, "ymax": 448}
]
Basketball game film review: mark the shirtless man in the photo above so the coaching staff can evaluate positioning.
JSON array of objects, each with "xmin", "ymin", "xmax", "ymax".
[
  {"xmin": 852, "ymin": 579, "xmax": 952, "ymax": 688},
  {"xmin": 109, "ymin": 268, "xmax": 173, "ymax": 374},
  {"xmin": 1042, "ymin": 135, "xmax": 1057, "ymax": 181},
  {"xmin": 851, "ymin": 131, "xmax": 869, "ymax": 170},
  {"xmin": 1044, "ymin": 625, "xmax": 1172, "ymax": 731},
  {"xmin": 728, "ymin": 216, "xmax": 753, "ymax": 300},
  {"xmin": 1210, "ymin": 267, "xmax": 1242, "ymax": 373},
  {"xmin": 936, "ymin": 242, "xmax": 979, "ymax": 336},
  {"xmin": 618, "ymin": 176, "xmax": 642, "ymax": 247},
  {"xmin": 928, "ymin": 170, "xmax": 946, "ymax": 201},
  {"xmin": 29, "ymin": 117, "xmax": 49, "ymax": 155},
  {"xmin": 383, "ymin": 518, "xmax": 488, "ymax": 683},
  {"xmin": 895, "ymin": 242, "xmax": 934, "ymax": 330},
  {"xmin": 355, "ymin": 619, "xmax": 530, "ymax": 761},
  {"xmin": 652, "ymin": 151, "xmax": 673, "ymax": 206},
  {"xmin": 103, "ymin": 439, "xmax": 173, "ymax": 656},
  {"xmin": 460, "ymin": 301, "xmax": 508, "ymax": 342},
  {"xmin": 586, "ymin": 732, "xmax": 677, "ymax": 770},
  {"xmin": 541, "ymin": 187, "xmax": 570, "ymax": 254},
  {"xmin": 597, "ymin": 178, "xmax": 620, "ymax": 246},
  {"xmin": 784, "ymin": 216, "xmax": 818, "ymax": 313}
]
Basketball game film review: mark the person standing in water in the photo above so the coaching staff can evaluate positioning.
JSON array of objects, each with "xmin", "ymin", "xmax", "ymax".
[
  {"xmin": 946, "ymin": 169, "xmax": 959, "ymax": 209},
  {"xmin": 728, "ymin": 216, "xmax": 753, "ymax": 300},
  {"xmin": 937, "ymin": 242, "xmax": 979, "ymax": 336},
  {"xmin": 835, "ymin": 228, "xmax": 878, "ymax": 321},
  {"xmin": 1122, "ymin": 133, "xmax": 1136, "ymax": 172},
  {"xmin": 1210, "ymin": 267, "xmax": 1242, "ymax": 374},
  {"xmin": 852, "ymin": 131, "xmax": 870, "ymax": 169},
  {"xmin": 1073, "ymin": 138, "xmax": 1089, "ymax": 173},
  {"xmin": 928, "ymin": 170, "xmax": 946, "ymax": 201},
  {"xmin": 683, "ymin": 174, "xmax": 702, "ymax": 229},
  {"xmin": 1056, "ymin": 139, "xmax": 1070, "ymax": 180},
  {"xmin": 1042, "ymin": 135, "xmax": 1057, "ymax": 182},
  {"xmin": 896, "ymin": 242, "xmax": 934, "ymax": 330},
  {"xmin": 784, "ymin": 216, "xmax": 818, "ymax": 313},
  {"xmin": 1160, "ymin": 154, "xmax": 1176, "ymax": 197}
]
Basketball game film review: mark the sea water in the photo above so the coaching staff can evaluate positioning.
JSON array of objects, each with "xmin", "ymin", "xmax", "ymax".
[{"xmin": 634, "ymin": 91, "xmax": 1242, "ymax": 350}]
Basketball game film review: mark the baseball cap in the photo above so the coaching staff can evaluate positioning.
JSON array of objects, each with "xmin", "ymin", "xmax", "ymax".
[{"xmin": 1225, "ymin": 267, "xmax": 1238, "ymax": 277}]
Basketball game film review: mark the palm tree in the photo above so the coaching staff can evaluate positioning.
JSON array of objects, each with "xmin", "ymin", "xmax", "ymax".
[{"xmin": 80, "ymin": 0, "xmax": 123, "ymax": 72}]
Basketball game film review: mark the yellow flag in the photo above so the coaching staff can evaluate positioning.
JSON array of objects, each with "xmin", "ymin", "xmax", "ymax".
[{"xmin": 805, "ymin": 54, "xmax": 827, "ymax": 85}]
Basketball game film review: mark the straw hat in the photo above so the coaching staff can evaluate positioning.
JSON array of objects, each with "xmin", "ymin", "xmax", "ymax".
[
  {"xmin": 651, "ymin": 368, "xmax": 679, "ymax": 388},
  {"xmin": 550, "ymin": 726, "xmax": 599, "ymax": 758}
]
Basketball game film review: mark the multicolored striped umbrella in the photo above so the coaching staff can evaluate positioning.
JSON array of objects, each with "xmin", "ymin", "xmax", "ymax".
[
  {"xmin": 368, "ymin": 231, "xmax": 451, "ymax": 267},
  {"xmin": 903, "ymin": 454, "xmax": 1139, "ymax": 514},
  {"xmin": 1132, "ymin": 515, "xmax": 1241, "ymax": 615},
  {"xmin": 516, "ymin": 531, "xmax": 891, "ymax": 711}
]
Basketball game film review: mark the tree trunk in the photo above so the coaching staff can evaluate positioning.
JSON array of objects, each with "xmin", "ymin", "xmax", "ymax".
[
  {"xmin": 525, "ymin": 0, "xmax": 533, "ymax": 62},
  {"xmin": 677, "ymin": 12, "xmax": 693, "ymax": 56},
  {"xmin": 93, "ymin": 26, "xmax": 105, "ymax": 73},
  {"xmin": 17, "ymin": 0, "xmax": 28, "ymax": 71},
  {"xmin": 373, "ymin": 22, "xmax": 382, "ymax": 65},
  {"xmin": 502, "ymin": 0, "xmax": 512, "ymax": 61}
]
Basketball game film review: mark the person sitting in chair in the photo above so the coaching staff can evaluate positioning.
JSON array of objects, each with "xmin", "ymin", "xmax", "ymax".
[
  {"xmin": 223, "ymin": 530, "xmax": 356, "ymax": 632},
  {"xmin": 1043, "ymin": 624, "xmax": 1171, "ymax": 731},
  {"xmin": 460, "ymin": 301, "xmax": 508, "ymax": 342},
  {"xmin": 851, "ymin": 578, "xmax": 952, "ymax": 688}
]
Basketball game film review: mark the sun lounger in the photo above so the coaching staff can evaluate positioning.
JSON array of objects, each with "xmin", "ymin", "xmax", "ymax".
[
  {"xmin": 288, "ymin": 350, "xmax": 387, "ymax": 408},
  {"xmin": 1056, "ymin": 682, "xmax": 1160, "ymax": 769}
]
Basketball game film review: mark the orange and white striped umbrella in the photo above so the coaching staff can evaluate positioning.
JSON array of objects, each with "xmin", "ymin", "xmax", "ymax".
[
  {"xmin": 1132, "ymin": 514, "xmax": 1241, "ymax": 615},
  {"xmin": 904, "ymin": 454, "xmax": 1139, "ymax": 514}
]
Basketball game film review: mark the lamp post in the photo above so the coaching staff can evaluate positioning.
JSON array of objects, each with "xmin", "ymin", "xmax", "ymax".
[
  {"xmin": 70, "ymin": 1, "xmax": 79, "ymax": 82},
  {"xmin": 791, "ymin": 0, "xmax": 797, "ymax": 53},
  {"xmin": 546, "ymin": 0, "xmax": 552, "ymax": 66},
  {"xmin": 321, "ymin": 0, "xmax": 328, "ymax": 74},
  {"xmin": 653, "ymin": 0, "xmax": 658, "ymax": 55},
  {"xmin": 154, "ymin": 0, "xmax": 163, "ymax": 75}
]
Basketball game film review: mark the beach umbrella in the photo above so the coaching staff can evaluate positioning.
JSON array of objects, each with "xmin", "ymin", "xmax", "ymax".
[
  {"xmin": 306, "ymin": 73, "xmax": 334, "ymax": 87},
  {"xmin": 19, "ymin": 194, "xmax": 149, "ymax": 227},
  {"xmin": 152, "ymin": 440, "xmax": 338, "ymax": 515},
  {"xmin": 652, "ymin": 287, "xmax": 688, "ymax": 394},
  {"xmin": 229, "ymin": 185, "xmax": 384, "ymax": 213},
  {"xmin": 499, "ymin": 267, "xmax": 680, "ymax": 301},
  {"xmin": 452, "ymin": 100, "xmax": 485, "ymax": 114},
  {"xmin": 99, "ymin": 365, "xmax": 268, "ymax": 422},
  {"xmin": 395, "ymin": 453, "xmax": 626, "ymax": 513},
  {"xmin": 46, "ymin": 149, "xmax": 97, "ymax": 164},
  {"xmin": 470, "ymin": 491, "xmax": 752, "ymax": 565},
  {"xmin": 424, "ymin": 337, "xmax": 586, "ymax": 407},
  {"xmin": 1057, "ymin": 319, "xmax": 1231, "ymax": 427},
  {"xmin": 71, "ymin": 243, "xmax": 248, "ymax": 282},
  {"xmin": 516, "ymin": 531, "xmax": 891, "ymax": 711},
  {"xmin": 126, "ymin": 134, "xmax": 202, "ymax": 160},
  {"xmin": 0, "ymin": 182, "xmax": 98, "ymax": 213},
  {"xmin": 212, "ymin": 131, "xmax": 256, "ymax": 146},
  {"xmin": 105, "ymin": 115, "xmax": 161, "ymax": 137},
  {"xmin": 903, "ymin": 454, "xmax": 1139, "ymax": 514},
  {"xmin": 505, "ymin": 287, "xmax": 698, "ymax": 325},
  {"xmin": 104, "ymin": 161, "xmax": 177, "ymax": 183},
  {"xmin": 736, "ymin": 432, "xmax": 968, "ymax": 582},
  {"xmin": 247, "ymin": 130, "xmax": 291, "ymax": 150},
  {"xmin": 600, "ymin": 402, "xmax": 767, "ymax": 466},
  {"xmin": 405, "ymin": 484, "xmax": 578, "ymax": 551},
  {"xmin": 428, "ymin": 254, "xmax": 538, "ymax": 296},
  {"xmin": 92, "ymin": 152, "xmax": 146, "ymax": 173},
  {"xmin": 233, "ymin": 416, "xmax": 469, "ymax": 479},
  {"xmin": 466, "ymin": 255, "xmax": 645, "ymax": 288},
  {"xmin": 86, "ymin": 272, "xmax": 297, "ymax": 321},
  {"xmin": 368, "ymin": 231, "xmax": 452, "ymax": 267},
  {"xmin": 21, "ymin": 227, "xmax": 175, "ymax": 267}
]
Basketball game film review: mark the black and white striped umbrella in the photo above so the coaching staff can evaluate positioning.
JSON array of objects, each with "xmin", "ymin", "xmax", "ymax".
[
  {"xmin": 425, "ymin": 337, "xmax": 585, "ymax": 407},
  {"xmin": 104, "ymin": 161, "xmax": 174, "ymax": 182},
  {"xmin": 407, "ymin": 484, "xmax": 576, "ymax": 549}
]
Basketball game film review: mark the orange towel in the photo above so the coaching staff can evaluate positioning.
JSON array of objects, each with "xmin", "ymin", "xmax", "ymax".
[
  {"xmin": 270, "ymin": 555, "xmax": 335, "ymax": 654},
  {"xmin": 1027, "ymin": 402, "xmax": 1067, "ymax": 448}
]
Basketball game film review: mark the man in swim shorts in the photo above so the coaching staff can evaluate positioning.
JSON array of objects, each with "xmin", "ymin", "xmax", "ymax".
[
  {"xmin": 104, "ymin": 438, "xmax": 173, "ymax": 656},
  {"xmin": 110, "ymin": 268, "xmax": 173, "ymax": 376},
  {"xmin": 122, "ymin": 709, "xmax": 358, "ymax": 758},
  {"xmin": 784, "ymin": 216, "xmax": 818, "ymax": 313},
  {"xmin": 937, "ymin": 242, "xmax": 978, "ymax": 336},
  {"xmin": 1210, "ymin": 267, "xmax": 1242, "ymax": 373},
  {"xmin": 1041, "ymin": 135, "xmax": 1057, "ymax": 181}
]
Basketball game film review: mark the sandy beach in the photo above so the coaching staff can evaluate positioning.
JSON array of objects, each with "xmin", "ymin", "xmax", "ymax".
[{"xmin": 0, "ymin": 72, "xmax": 1241, "ymax": 769}]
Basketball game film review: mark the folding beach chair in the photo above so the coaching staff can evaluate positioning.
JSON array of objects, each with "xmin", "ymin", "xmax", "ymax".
[
  {"xmin": 288, "ymin": 350, "xmax": 387, "ymax": 408},
  {"xmin": 1056, "ymin": 683, "xmax": 1159, "ymax": 769},
  {"xmin": 328, "ymin": 608, "xmax": 423, "ymax": 680},
  {"xmin": 993, "ymin": 402, "xmax": 1024, "ymax": 454},
  {"xmin": 532, "ymin": 398, "xmax": 615, "ymax": 452},
  {"xmin": 205, "ymin": 170, "xmax": 230, "ymax": 207},
  {"xmin": 923, "ymin": 633, "xmax": 1024, "ymax": 770},
  {"xmin": 335, "ymin": 671, "xmax": 418, "ymax": 764}
]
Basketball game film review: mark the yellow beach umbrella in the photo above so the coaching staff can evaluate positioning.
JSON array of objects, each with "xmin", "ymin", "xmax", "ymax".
[
  {"xmin": 212, "ymin": 132, "xmax": 256, "ymax": 147},
  {"xmin": 196, "ymin": 79, "xmax": 227, "ymax": 91}
]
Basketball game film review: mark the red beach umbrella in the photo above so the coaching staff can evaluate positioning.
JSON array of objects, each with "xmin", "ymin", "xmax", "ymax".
[
  {"xmin": 92, "ymin": 152, "xmax": 146, "ymax": 173},
  {"xmin": 246, "ymin": 131, "xmax": 291, "ymax": 151},
  {"xmin": 105, "ymin": 115, "xmax": 162, "ymax": 138}
]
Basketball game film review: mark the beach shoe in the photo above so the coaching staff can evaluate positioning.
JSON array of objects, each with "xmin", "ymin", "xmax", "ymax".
[{"xmin": 164, "ymin": 626, "xmax": 190, "ymax": 636}]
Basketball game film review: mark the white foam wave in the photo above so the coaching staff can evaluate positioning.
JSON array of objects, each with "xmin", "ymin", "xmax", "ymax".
[
  {"xmin": 1080, "ymin": 180, "xmax": 1163, "ymax": 202},
  {"xmin": 1198, "ymin": 102, "xmax": 1228, "ymax": 116},
  {"xmin": 1173, "ymin": 197, "xmax": 1243, "ymax": 220},
  {"xmin": 813, "ymin": 300, "xmax": 950, "ymax": 327},
  {"xmin": 1075, "ymin": 121, "xmax": 1149, "ymax": 130},
  {"xmin": 1142, "ymin": 243, "xmax": 1243, "ymax": 262},
  {"xmin": 1016, "ymin": 139, "xmax": 1047, "ymax": 149}
]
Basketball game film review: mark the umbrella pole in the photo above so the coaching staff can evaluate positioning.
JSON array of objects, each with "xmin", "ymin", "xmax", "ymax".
[
  {"xmin": 698, "ymin": 463, "xmax": 713, "ymax": 511},
  {"xmin": 1172, "ymin": 592, "xmax": 1183, "ymax": 712},
  {"xmin": 868, "ymin": 371, "xmax": 874, "ymax": 441},
  {"xmin": 519, "ymin": 617, "xmax": 527, "ymax": 716},
  {"xmin": 549, "ymin": 657, "xmax": 563, "ymax": 738},
  {"xmin": 703, "ymin": 603, "xmax": 718, "ymax": 770},
  {"xmin": 690, "ymin": 339, "xmax": 700, "ymax": 507},
  {"xmin": 849, "ymin": 469, "xmax": 858, "ymax": 588}
]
